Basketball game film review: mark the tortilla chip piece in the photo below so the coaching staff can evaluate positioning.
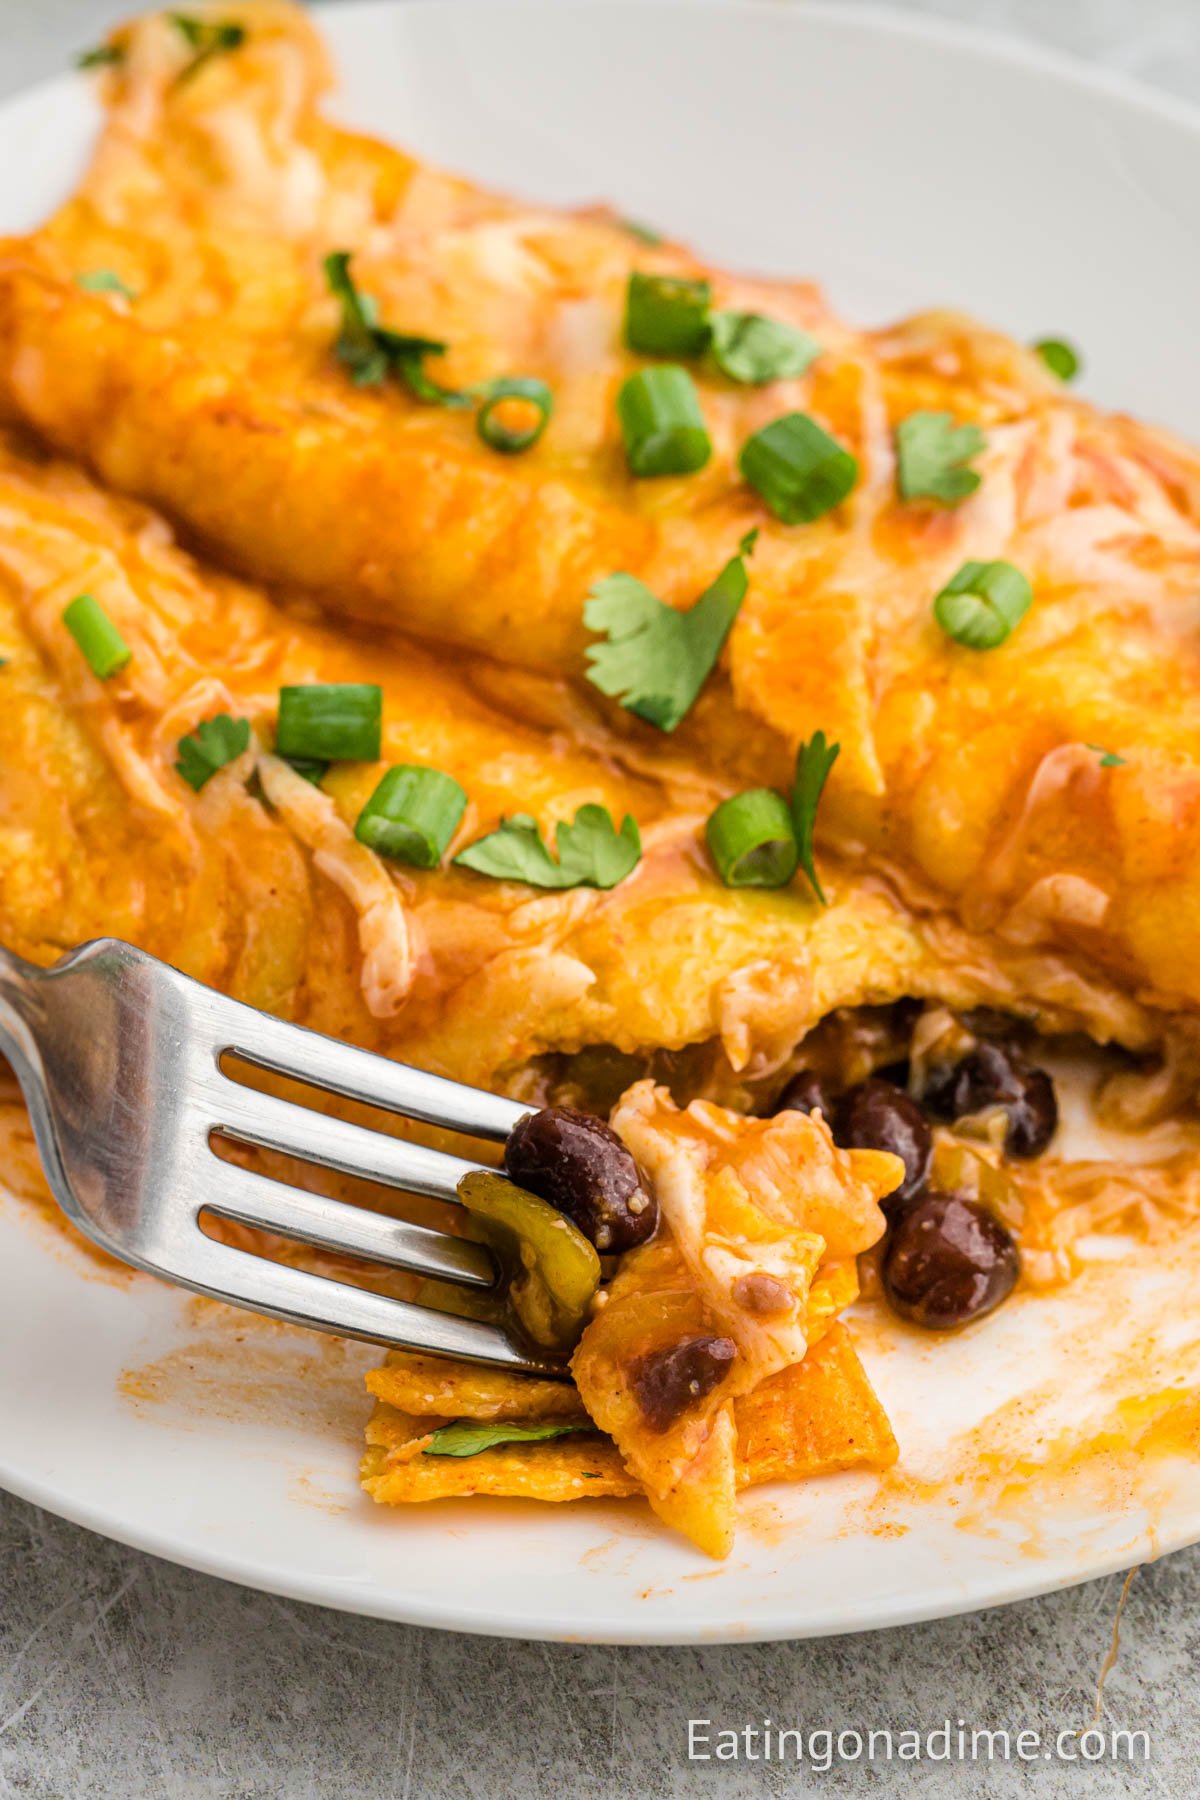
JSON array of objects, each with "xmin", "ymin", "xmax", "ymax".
[
  {"xmin": 362, "ymin": 1402, "xmax": 638, "ymax": 1503},
  {"xmin": 735, "ymin": 1324, "xmax": 898, "ymax": 1484},
  {"xmin": 360, "ymin": 1324, "xmax": 894, "ymax": 1520},
  {"xmin": 366, "ymin": 1351, "xmax": 587, "ymax": 1423},
  {"xmin": 642, "ymin": 1405, "xmax": 739, "ymax": 1560}
]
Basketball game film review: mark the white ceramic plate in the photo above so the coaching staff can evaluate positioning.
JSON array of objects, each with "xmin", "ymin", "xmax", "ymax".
[{"xmin": 3, "ymin": 0, "xmax": 1200, "ymax": 1644}]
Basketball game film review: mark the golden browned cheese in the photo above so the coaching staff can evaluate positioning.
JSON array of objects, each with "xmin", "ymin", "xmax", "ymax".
[
  {"xmin": 3, "ymin": 4, "xmax": 1200, "ymax": 1024},
  {"xmin": 567, "ymin": 1091, "xmax": 897, "ymax": 1554},
  {"xmin": 0, "ymin": 424, "xmax": 883, "ymax": 1067},
  {"xmin": 4, "ymin": 424, "xmax": 1151, "ymax": 1094},
  {"xmin": 4, "ymin": 3, "xmax": 1200, "ymax": 1559}
]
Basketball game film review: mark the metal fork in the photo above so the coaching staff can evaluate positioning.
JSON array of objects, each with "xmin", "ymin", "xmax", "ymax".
[{"xmin": 0, "ymin": 937, "xmax": 556, "ymax": 1372}]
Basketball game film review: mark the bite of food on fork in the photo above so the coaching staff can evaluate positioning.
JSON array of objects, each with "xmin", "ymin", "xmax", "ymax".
[{"xmin": 0, "ymin": 935, "xmax": 903, "ymax": 1557}]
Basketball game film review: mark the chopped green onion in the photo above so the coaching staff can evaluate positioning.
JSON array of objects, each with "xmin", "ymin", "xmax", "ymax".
[
  {"xmin": 283, "ymin": 757, "xmax": 328, "ymax": 786},
  {"xmin": 933, "ymin": 560, "xmax": 1032, "ymax": 651},
  {"xmin": 709, "ymin": 312, "xmax": 821, "ymax": 385},
  {"xmin": 354, "ymin": 765, "xmax": 468, "ymax": 868},
  {"xmin": 170, "ymin": 14, "xmax": 245, "ymax": 83},
  {"xmin": 422, "ymin": 1419, "xmax": 591, "ymax": 1457},
  {"xmin": 618, "ymin": 218, "xmax": 664, "ymax": 247},
  {"xmin": 275, "ymin": 684, "xmax": 382, "ymax": 763},
  {"xmin": 1033, "ymin": 338, "xmax": 1081, "ymax": 382},
  {"xmin": 616, "ymin": 365, "xmax": 711, "ymax": 478},
  {"xmin": 706, "ymin": 789, "xmax": 798, "ymax": 888},
  {"xmin": 739, "ymin": 413, "xmax": 857, "ymax": 523},
  {"xmin": 791, "ymin": 731, "xmax": 840, "ymax": 906},
  {"xmin": 584, "ymin": 531, "xmax": 757, "ymax": 732},
  {"xmin": 75, "ymin": 269, "xmax": 136, "ymax": 301},
  {"xmin": 896, "ymin": 411, "xmax": 985, "ymax": 505},
  {"xmin": 475, "ymin": 377, "xmax": 553, "ymax": 454},
  {"xmin": 76, "ymin": 43, "xmax": 123, "ymax": 69},
  {"xmin": 62, "ymin": 594, "xmax": 131, "ymax": 680},
  {"xmin": 175, "ymin": 714, "xmax": 251, "ymax": 792},
  {"xmin": 624, "ymin": 273, "xmax": 712, "ymax": 358},
  {"xmin": 455, "ymin": 804, "xmax": 641, "ymax": 890},
  {"xmin": 1085, "ymin": 743, "xmax": 1128, "ymax": 769}
]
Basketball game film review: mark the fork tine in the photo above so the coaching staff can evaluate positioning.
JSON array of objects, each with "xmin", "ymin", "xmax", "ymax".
[
  {"xmin": 206, "ymin": 984, "xmax": 529, "ymax": 1141},
  {"xmin": 201, "ymin": 1159, "xmax": 496, "ymax": 1287},
  {"xmin": 210, "ymin": 1082, "xmax": 483, "ymax": 1204},
  {"xmin": 175, "ymin": 1230, "xmax": 558, "ymax": 1370}
]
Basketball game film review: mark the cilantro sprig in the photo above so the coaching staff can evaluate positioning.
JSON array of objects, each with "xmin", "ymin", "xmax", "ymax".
[
  {"xmin": 896, "ymin": 411, "xmax": 986, "ymax": 505},
  {"xmin": 175, "ymin": 714, "xmax": 251, "ymax": 792},
  {"xmin": 1085, "ymin": 743, "xmax": 1127, "ymax": 769},
  {"xmin": 324, "ymin": 252, "xmax": 473, "ymax": 407},
  {"xmin": 454, "ymin": 804, "xmax": 641, "ymax": 891},
  {"xmin": 76, "ymin": 269, "xmax": 137, "ymax": 302},
  {"xmin": 584, "ymin": 531, "xmax": 757, "ymax": 732}
]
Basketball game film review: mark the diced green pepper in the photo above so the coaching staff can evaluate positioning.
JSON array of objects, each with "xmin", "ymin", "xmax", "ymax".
[{"xmin": 458, "ymin": 1169, "xmax": 601, "ymax": 1352}]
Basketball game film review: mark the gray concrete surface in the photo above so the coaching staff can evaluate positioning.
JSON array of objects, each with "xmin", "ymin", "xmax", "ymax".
[{"xmin": 1, "ymin": 2, "xmax": 1199, "ymax": 1795}]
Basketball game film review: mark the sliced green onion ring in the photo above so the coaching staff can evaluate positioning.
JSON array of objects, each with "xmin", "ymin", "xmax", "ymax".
[
  {"xmin": 709, "ymin": 311, "xmax": 821, "ymax": 385},
  {"xmin": 616, "ymin": 365, "xmax": 711, "ymax": 478},
  {"xmin": 738, "ymin": 412, "xmax": 858, "ymax": 523},
  {"xmin": 624, "ymin": 273, "xmax": 712, "ymax": 357},
  {"xmin": 933, "ymin": 560, "xmax": 1033, "ymax": 651},
  {"xmin": 62, "ymin": 594, "xmax": 131, "ymax": 680},
  {"xmin": 354, "ymin": 765, "xmax": 468, "ymax": 867},
  {"xmin": 475, "ymin": 377, "xmax": 554, "ymax": 454},
  {"xmin": 706, "ymin": 789, "xmax": 799, "ymax": 889},
  {"xmin": 275, "ymin": 683, "xmax": 382, "ymax": 763}
]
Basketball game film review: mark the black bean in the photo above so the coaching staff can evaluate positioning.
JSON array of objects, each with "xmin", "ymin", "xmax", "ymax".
[
  {"xmin": 504, "ymin": 1105, "xmax": 656, "ymax": 1253},
  {"xmin": 882, "ymin": 1192, "xmax": 1019, "ymax": 1329},
  {"xmin": 772, "ymin": 1070, "xmax": 837, "ymax": 1120},
  {"xmin": 836, "ymin": 1077, "xmax": 932, "ymax": 1217},
  {"xmin": 630, "ymin": 1334, "xmax": 737, "ymax": 1432},
  {"xmin": 923, "ymin": 1040, "xmax": 1057, "ymax": 1158}
]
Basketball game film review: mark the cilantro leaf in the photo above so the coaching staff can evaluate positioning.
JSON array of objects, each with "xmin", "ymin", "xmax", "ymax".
[
  {"xmin": 1085, "ymin": 743, "xmax": 1128, "ymax": 769},
  {"xmin": 896, "ymin": 411, "xmax": 986, "ymax": 505},
  {"xmin": 584, "ymin": 531, "xmax": 757, "ymax": 733},
  {"xmin": 77, "ymin": 43, "xmax": 124, "ymax": 70},
  {"xmin": 422, "ymin": 1420, "xmax": 592, "ymax": 1458},
  {"xmin": 790, "ymin": 731, "xmax": 840, "ymax": 905},
  {"xmin": 175, "ymin": 714, "xmax": 251, "ymax": 792},
  {"xmin": 325, "ymin": 252, "xmax": 391, "ymax": 386},
  {"xmin": 76, "ymin": 269, "xmax": 136, "ymax": 301},
  {"xmin": 1033, "ymin": 338, "xmax": 1081, "ymax": 382},
  {"xmin": 709, "ymin": 311, "xmax": 821, "ymax": 385},
  {"xmin": 323, "ymin": 253, "xmax": 472, "ymax": 405},
  {"xmin": 454, "ymin": 804, "xmax": 641, "ymax": 890}
]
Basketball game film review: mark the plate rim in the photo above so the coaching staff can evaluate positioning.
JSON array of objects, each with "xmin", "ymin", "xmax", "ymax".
[{"xmin": 2, "ymin": 0, "xmax": 1200, "ymax": 1642}]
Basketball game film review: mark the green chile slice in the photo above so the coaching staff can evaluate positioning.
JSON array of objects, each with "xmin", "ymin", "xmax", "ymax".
[{"xmin": 458, "ymin": 1169, "xmax": 601, "ymax": 1352}]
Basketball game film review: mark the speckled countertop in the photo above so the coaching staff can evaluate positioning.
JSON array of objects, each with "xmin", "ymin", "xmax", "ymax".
[{"xmin": 2, "ymin": 2, "xmax": 1199, "ymax": 1796}]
